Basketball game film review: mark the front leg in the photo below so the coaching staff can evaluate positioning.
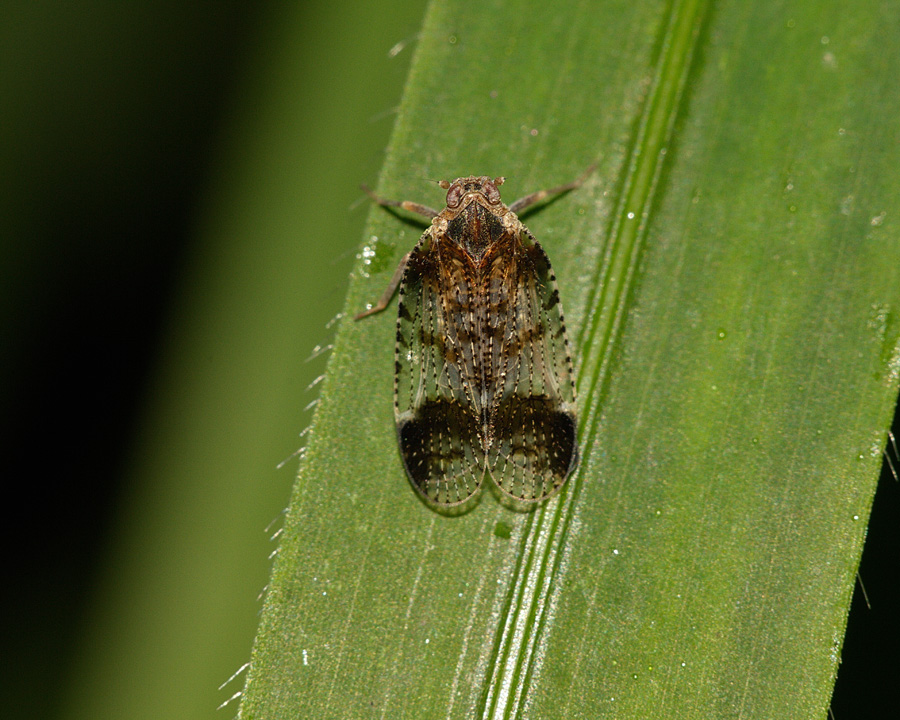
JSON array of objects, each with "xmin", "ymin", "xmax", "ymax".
[
  {"xmin": 356, "ymin": 182, "xmax": 441, "ymax": 320},
  {"xmin": 361, "ymin": 184, "xmax": 440, "ymax": 220},
  {"xmin": 507, "ymin": 163, "xmax": 597, "ymax": 214}
]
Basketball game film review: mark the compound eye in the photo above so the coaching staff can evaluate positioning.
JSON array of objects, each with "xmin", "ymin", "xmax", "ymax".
[
  {"xmin": 446, "ymin": 183, "xmax": 463, "ymax": 208},
  {"xmin": 484, "ymin": 181, "xmax": 501, "ymax": 205}
]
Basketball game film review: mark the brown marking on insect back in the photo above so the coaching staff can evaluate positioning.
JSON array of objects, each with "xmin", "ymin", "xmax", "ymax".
[
  {"xmin": 359, "ymin": 168, "xmax": 593, "ymax": 507},
  {"xmin": 491, "ymin": 394, "xmax": 578, "ymax": 499},
  {"xmin": 398, "ymin": 397, "xmax": 484, "ymax": 504},
  {"xmin": 500, "ymin": 322, "xmax": 547, "ymax": 358}
]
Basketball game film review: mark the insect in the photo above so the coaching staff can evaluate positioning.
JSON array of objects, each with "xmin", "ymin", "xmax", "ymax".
[{"xmin": 357, "ymin": 168, "xmax": 592, "ymax": 507}]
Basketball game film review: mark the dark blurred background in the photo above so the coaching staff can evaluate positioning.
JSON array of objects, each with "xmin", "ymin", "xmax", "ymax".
[
  {"xmin": 2, "ymin": 4, "xmax": 274, "ymax": 718},
  {"xmin": 1, "ymin": 2, "xmax": 427, "ymax": 718},
  {"xmin": 1, "ymin": 2, "xmax": 896, "ymax": 719}
]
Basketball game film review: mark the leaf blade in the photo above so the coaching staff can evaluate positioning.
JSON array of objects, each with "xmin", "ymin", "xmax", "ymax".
[{"xmin": 242, "ymin": 1, "xmax": 900, "ymax": 718}]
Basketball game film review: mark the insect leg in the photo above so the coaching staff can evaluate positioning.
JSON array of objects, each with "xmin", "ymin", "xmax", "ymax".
[
  {"xmin": 354, "ymin": 251, "xmax": 411, "ymax": 320},
  {"xmin": 361, "ymin": 184, "xmax": 440, "ymax": 219},
  {"xmin": 507, "ymin": 162, "xmax": 598, "ymax": 214}
]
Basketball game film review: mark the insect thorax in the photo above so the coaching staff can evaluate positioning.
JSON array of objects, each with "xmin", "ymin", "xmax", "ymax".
[{"xmin": 444, "ymin": 202, "xmax": 509, "ymax": 259}]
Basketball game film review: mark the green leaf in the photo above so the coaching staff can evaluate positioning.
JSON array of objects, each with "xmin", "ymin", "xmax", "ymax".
[{"xmin": 242, "ymin": 0, "xmax": 900, "ymax": 718}]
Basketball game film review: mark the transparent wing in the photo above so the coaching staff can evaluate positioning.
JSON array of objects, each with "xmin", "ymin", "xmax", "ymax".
[
  {"xmin": 394, "ymin": 235, "xmax": 485, "ymax": 506},
  {"xmin": 485, "ymin": 229, "xmax": 578, "ymax": 502}
]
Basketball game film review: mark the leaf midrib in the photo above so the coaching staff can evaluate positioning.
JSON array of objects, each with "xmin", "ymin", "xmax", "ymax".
[{"xmin": 477, "ymin": 1, "xmax": 712, "ymax": 717}]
